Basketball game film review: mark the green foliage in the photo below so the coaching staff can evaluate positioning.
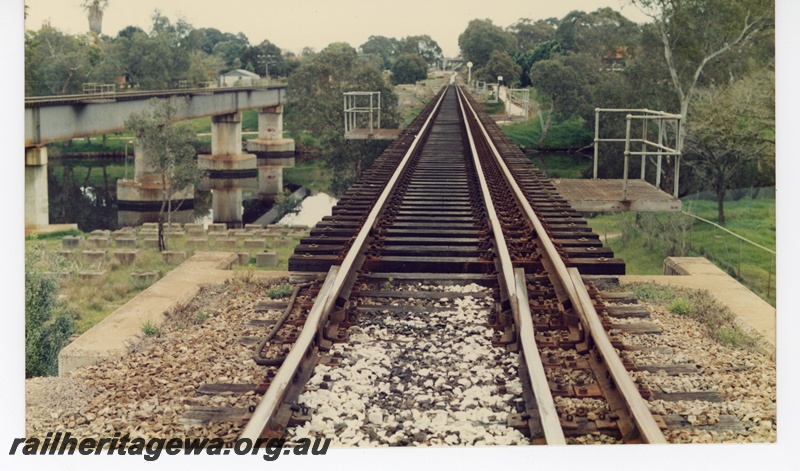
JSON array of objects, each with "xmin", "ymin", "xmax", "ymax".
[
  {"xmin": 631, "ymin": 283, "xmax": 678, "ymax": 303},
  {"xmin": 391, "ymin": 53, "xmax": 428, "ymax": 85},
  {"xmin": 513, "ymin": 40, "xmax": 562, "ymax": 87},
  {"xmin": 500, "ymin": 115, "xmax": 592, "ymax": 150},
  {"xmin": 268, "ymin": 283, "xmax": 294, "ymax": 299},
  {"xmin": 399, "ymin": 35, "xmax": 443, "ymax": 66},
  {"xmin": 555, "ymin": 8, "xmax": 639, "ymax": 57},
  {"xmin": 507, "ymin": 18, "xmax": 558, "ymax": 53},
  {"xmin": 684, "ymin": 70, "xmax": 775, "ymax": 224},
  {"xmin": 287, "ymin": 43, "xmax": 399, "ymax": 195},
  {"xmin": 360, "ymin": 35, "xmax": 401, "ymax": 70},
  {"xmin": 125, "ymin": 99, "xmax": 206, "ymax": 250},
  {"xmin": 25, "ymin": 244, "xmax": 76, "ymax": 377},
  {"xmin": 140, "ymin": 320, "xmax": 161, "ymax": 337},
  {"xmin": 588, "ymin": 196, "xmax": 775, "ymax": 305},
  {"xmin": 668, "ymin": 297, "xmax": 695, "ymax": 314},
  {"xmin": 479, "ymin": 50, "xmax": 522, "ymax": 85},
  {"xmin": 195, "ymin": 310, "xmax": 210, "ymax": 323},
  {"xmin": 25, "ymin": 229, "xmax": 83, "ymax": 241},
  {"xmin": 382, "ymin": 277, "xmax": 394, "ymax": 290},
  {"xmin": 459, "ymin": 19, "xmax": 517, "ymax": 69},
  {"xmin": 627, "ymin": 282, "xmax": 762, "ymax": 351}
]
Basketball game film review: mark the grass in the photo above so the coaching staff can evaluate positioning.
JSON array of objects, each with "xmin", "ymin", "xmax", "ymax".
[
  {"xmin": 481, "ymin": 100, "xmax": 505, "ymax": 115},
  {"xmin": 587, "ymin": 197, "xmax": 776, "ymax": 305},
  {"xmin": 140, "ymin": 320, "xmax": 161, "ymax": 337},
  {"xmin": 501, "ymin": 114, "xmax": 592, "ymax": 150},
  {"xmin": 629, "ymin": 282, "xmax": 763, "ymax": 351},
  {"xmin": 530, "ymin": 153, "xmax": 592, "ymax": 179},
  {"xmin": 27, "ymin": 224, "xmax": 312, "ymax": 334}
]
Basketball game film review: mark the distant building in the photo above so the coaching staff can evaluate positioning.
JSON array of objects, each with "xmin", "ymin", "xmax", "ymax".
[
  {"xmin": 219, "ymin": 69, "xmax": 261, "ymax": 87},
  {"xmin": 602, "ymin": 46, "xmax": 631, "ymax": 71}
]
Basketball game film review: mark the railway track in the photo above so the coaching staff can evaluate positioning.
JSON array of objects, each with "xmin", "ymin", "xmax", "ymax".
[{"xmin": 230, "ymin": 84, "xmax": 668, "ymax": 446}]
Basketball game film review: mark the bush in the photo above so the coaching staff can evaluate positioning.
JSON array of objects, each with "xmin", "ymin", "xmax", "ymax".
[
  {"xmin": 668, "ymin": 297, "xmax": 695, "ymax": 315},
  {"xmin": 25, "ymin": 245, "xmax": 76, "ymax": 377},
  {"xmin": 268, "ymin": 283, "xmax": 294, "ymax": 299}
]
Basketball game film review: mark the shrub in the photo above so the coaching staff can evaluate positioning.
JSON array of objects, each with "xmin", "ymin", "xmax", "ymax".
[
  {"xmin": 668, "ymin": 297, "xmax": 695, "ymax": 315},
  {"xmin": 268, "ymin": 283, "xmax": 293, "ymax": 299},
  {"xmin": 25, "ymin": 245, "xmax": 76, "ymax": 377}
]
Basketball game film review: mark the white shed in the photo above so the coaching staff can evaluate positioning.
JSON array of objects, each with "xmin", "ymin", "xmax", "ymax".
[{"xmin": 219, "ymin": 69, "xmax": 261, "ymax": 87}]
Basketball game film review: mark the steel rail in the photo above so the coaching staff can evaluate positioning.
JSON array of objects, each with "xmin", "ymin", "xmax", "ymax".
[
  {"xmin": 456, "ymin": 87, "xmax": 566, "ymax": 444},
  {"xmin": 239, "ymin": 87, "xmax": 450, "ymax": 442},
  {"xmin": 458, "ymin": 86, "xmax": 667, "ymax": 444}
]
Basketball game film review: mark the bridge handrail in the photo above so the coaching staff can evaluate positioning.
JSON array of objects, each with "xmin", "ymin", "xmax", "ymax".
[{"xmin": 24, "ymin": 84, "xmax": 286, "ymax": 107}]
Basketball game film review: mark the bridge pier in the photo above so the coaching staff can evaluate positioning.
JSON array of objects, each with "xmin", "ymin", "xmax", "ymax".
[
  {"xmin": 117, "ymin": 140, "xmax": 195, "ymax": 227},
  {"xmin": 246, "ymin": 106, "xmax": 295, "ymax": 196},
  {"xmin": 198, "ymin": 112, "xmax": 257, "ymax": 228},
  {"xmin": 25, "ymin": 146, "xmax": 49, "ymax": 229}
]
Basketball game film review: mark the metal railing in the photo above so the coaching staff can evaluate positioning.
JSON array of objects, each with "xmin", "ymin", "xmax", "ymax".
[
  {"xmin": 82, "ymin": 83, "xmax": 115, "ymax": 96},
  {"xmin": 343, "ymin": 91, "xmax": 381, "ymax": 134},
  {"xmin": 594, "ymin": 108, "xmax": 682, "ymax": 199}
]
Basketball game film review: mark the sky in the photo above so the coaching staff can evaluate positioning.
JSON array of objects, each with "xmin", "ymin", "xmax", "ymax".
[{"xmin": 22, "ymin": 0, "xmax": 650, "ymax": 57}]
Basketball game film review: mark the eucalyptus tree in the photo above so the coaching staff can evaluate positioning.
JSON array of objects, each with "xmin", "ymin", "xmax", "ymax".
[
  {"xmin": 81, "ymin": 0, "xmax": 109, "ymax": 35},
  {"xmin": 287, "ymin": 42, "xmax": 400, "ymax": 194},
  {"xmin": 630, "ymin": 0, "xmax": 773, "ymax": 132},
  {"xmin": 125, "ymin": 99, "xmax": 206, "ymax": 250},
  {"xmin": 458, "ymin": 19, "xmax": 517, "ymax": 68}
]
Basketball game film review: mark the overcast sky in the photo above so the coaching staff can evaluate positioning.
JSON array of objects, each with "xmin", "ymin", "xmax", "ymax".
[{"xmin": 22, "ymin": 0, "xmax": 650, "ymax": 57}]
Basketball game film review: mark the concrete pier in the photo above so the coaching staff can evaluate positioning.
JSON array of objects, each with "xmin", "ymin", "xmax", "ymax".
[
  {"xmin": 246, "ymin": 106, "xmax": 295, "ymax": 196},
  {"xmin": 198, "ymin": 112, "xmax": 258, "ymax": 228},
  {"xmin": 25, "ymin": 147, "xmax": 49, "ymax": 229},
  {"xmin": 117, "ymin": 139, "xmax": 194, "ymax": 226}
]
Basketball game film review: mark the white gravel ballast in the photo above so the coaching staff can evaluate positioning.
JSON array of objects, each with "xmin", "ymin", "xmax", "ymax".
[{"xmin": 286, "ymin": 283, "xmax": 529, "ymax": 447}]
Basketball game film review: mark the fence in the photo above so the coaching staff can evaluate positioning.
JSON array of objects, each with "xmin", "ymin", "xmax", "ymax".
[{"xmin": 680, "ymin": 189, "xmax": 776, "ymax": 305}]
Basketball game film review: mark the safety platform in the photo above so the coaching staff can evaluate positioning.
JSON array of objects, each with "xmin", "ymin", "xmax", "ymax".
[
  {"xmin": 554, "ymin": 107, "xmax": 684, "ymax": 212},
  {"xmin": 343, "ymin": 91, "xmax": 401, "ymax": 141},
  {"xmin": 551, "ymin": 178, "xmax": 682, "ymax": 212},
  {"xmin": 344, "ymin": 128, "xmax": 402, "ymax": 140}
]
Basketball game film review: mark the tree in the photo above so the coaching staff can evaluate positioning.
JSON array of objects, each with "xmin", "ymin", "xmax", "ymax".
[
  {"xmin": 81, "ymin": 0, "xmax": 109, "ymax": 35},
  {"xmin": 513, "ymin": 40, "xmax": 562, "ymax": 87},
  {"xmin": 479, "ymin": 50, "xmax": 521, "ymax": 85},
  {"xmin": 507, "ymin": 18, "xmax": 558, "ymax": 52},
  {"xmin": 631, "ymin": 0, "xmax": 773, "ymax": 134},
  {"xmin": 287, "ymin": 42, "xmax": 400, "ymax": 194},
  {"xmin": 683, "ymin": 70, "xmax": 774, "ymax": 224},
  {"xmin": 360, "ymin": 35, "xmax": 401, "ymax": 69},
  {"xmin": 125, "ymin": 99, "xmax": 205, "ymax": 250},
  {"xmin": 458, "ymin": 19, "xmax": 517, "ymax": 68},
  {"xmin": 25, "ymin": 28, "xmax": 94, "ymax": 95},
  {"xmin": 391, "ymin": 53, "xmax": 427, "ymax": 84},
  {"xmin": 556, "ymin": 8, "xmax": 639, "ymax": 58},
  {"xmin": 399, "ymin": 35, "xmax": 443, "ymax": 66},
  {"xmin": 529, "ymin": 53, "xmax": 600, "ymax": 148}
]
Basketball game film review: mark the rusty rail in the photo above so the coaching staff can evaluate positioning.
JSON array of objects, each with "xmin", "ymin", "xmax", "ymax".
[{"xmin": 459, "ymin": 86, "xmax": 667, "ymax": 444}]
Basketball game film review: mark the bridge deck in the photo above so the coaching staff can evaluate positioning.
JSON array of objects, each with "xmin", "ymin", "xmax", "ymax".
[{"xmin": 550, "ymin": 178, "xmax": 681, "ymax": 212}]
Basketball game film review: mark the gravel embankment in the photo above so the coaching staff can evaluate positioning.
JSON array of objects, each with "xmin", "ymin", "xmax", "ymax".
[
  {"xmin": 26, "ymin": 278, "xmax": 286, "ymax": 442},
  {"xmin": 618, "ymin": 295, "xmax": 776, "ymax": 444}
]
